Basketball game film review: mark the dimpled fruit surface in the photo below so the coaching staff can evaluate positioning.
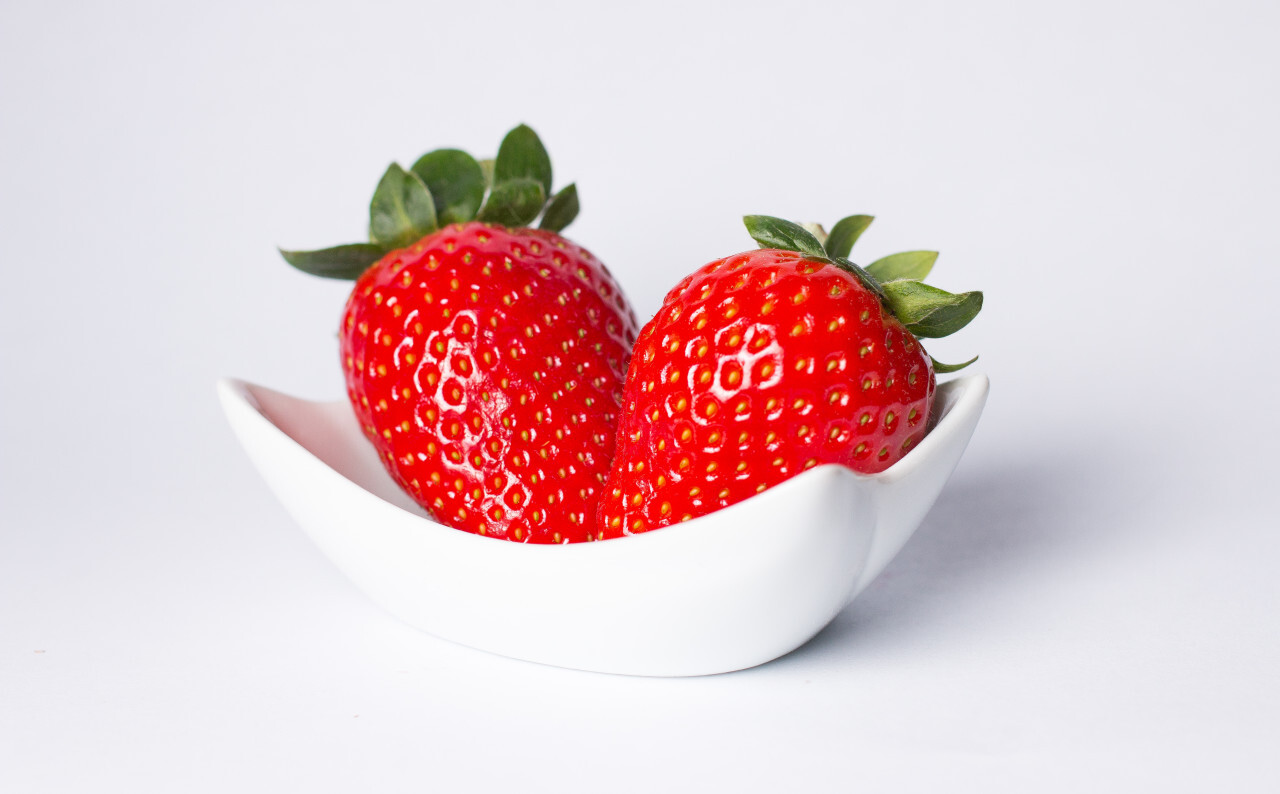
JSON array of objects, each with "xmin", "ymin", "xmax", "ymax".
[
  {"xmin": 342, "ymin": 221, "xmax": 638, "ymax": 543},
  {"xmin": 598, "ymin": 248, "xmax": 935, "ymax": 538}
]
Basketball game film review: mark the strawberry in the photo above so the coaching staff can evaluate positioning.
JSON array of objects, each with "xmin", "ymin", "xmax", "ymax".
[
  {"xmin": 281, "ymin": 125, "xmax": 638, "ymax": 543},
  {"xmin": 597, "ymin": 214, "xmax": 981, "ymax": 538}
]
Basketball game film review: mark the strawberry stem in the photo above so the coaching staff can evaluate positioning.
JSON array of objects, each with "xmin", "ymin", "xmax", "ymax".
[
  {"xmin": 281, "ymin": 125, "xmax": 576, "ymax": 280},
  {"xmin": 741, "ymin": 213, "xmax": 983, "ymax": 347}
]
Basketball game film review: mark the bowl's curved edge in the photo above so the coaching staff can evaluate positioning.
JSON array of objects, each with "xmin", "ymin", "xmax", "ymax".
[
  {"xmin": 849, "ymin": 373, "xmax": 990, "ymax": 598},
  {"xmin": 215, "ymin": 374, "xmax": 988, "ymax": 676},
  {"xmin": 216, "ymin": 378, "xmax": 879, "ymax": 675},
  {"xmin": 217, "ymin": 373, "xmax": 989, "ymax": 539}
]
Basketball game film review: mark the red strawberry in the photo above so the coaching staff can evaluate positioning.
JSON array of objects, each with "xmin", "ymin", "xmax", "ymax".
[
  {"xmin": 597, "ymin": 214, "xmax": 980, "ymax": 538},
  {"xmin": 282, "ymin": 126, "xmax": 638, "ymax": 543}
]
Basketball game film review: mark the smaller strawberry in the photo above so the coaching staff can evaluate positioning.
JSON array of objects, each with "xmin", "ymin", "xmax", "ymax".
[{"xmin": 598, "ymin": 214, "xmax": 981, "ymax": 538}]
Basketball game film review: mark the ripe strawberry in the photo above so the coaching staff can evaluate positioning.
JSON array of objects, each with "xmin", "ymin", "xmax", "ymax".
[
  {"xmin": 282, "ymin": 125, "xmax": 638, "ymax": 543},
  {"xmin": 597, "ymin": 214, "xmax": 981, "ymax": 538}
]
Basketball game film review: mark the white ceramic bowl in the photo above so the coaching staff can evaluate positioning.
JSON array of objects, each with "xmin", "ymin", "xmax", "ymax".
[{"xmin": 218, "ymin": 374, "xmax": 988, "ymax": 676}]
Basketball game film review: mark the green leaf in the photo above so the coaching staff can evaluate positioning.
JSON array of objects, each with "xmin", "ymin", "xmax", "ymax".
[
  {"xmin": 880, "ymin": 280, "xmax": 983, "ymax": 339},
  {"xmin": 493, "ymin": 124, "xmax": 552, "ymax": 198},
  {"xmin": 801, "ymin": 222, "xmax": 828, "ymax": 247},
  {"xmin": 829, "ymin": 255, "xmax": 887, "ymax": 301},
  {"xmin": 476, "ymin": 178, "xmax": 546, "ymax": 227},
  {"xmin": 369, "ymin": 163, "xmax": 437, "ymax": 249},
  {"xmin": 410, "ymin": 148, "xmax": 485, "ymax": 225},
  {"xmin": 931, "ymin": 354, "xmax": 979, "ymax": 373},
  {"xmin": 867, "ymin": 250, "xmax": 939, "ymax": 283},
  {"xmin": 278, "ymin": 243, "xmax": 385, "ymax": 280},
  {"xmin": 540, "ymin": 183, "xmax": 579, "ymax": 232},
  {"xmin": 824, "ymin": 215, "xmax": 874, "ymax": 259},
  {"xmin": 742, "ymin": 215, "xmax": 826, "ymax": 258},
  {"xmin": 478, "ymin": 158, "xmax": 495, "ymax": 188}
]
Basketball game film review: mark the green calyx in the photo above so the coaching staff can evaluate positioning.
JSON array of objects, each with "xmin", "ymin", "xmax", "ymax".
[
  {"xmin": 280, "ymin": 124, "xmax": 579, "ymax": 280},
  {"xmin": 743, "ymin": 214, "xmax": 982, "ymax": 372}
]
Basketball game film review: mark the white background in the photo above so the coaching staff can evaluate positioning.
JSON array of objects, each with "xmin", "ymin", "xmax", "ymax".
[{"xmin": 3, "ymin": 0, "xmax": 1279, "ymax": 790}]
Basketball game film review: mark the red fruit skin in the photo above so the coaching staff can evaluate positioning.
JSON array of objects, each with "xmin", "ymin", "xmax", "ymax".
[
  {"xmin": 598, "ymin": 248, "xmax": 935, "ymax": 539},
  {"xmin": 341, "ymin": 222, "xmax": 638, "ymax": 543}
]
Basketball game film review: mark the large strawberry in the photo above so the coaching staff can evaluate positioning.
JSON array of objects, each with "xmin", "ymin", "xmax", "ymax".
[
  {"xmin": 597, "ymin": 214, "xmax": 981, "ymax": 538},
  {"xmin": 281, "ymin": 125, "xmax": 639, "ymax": 543}
]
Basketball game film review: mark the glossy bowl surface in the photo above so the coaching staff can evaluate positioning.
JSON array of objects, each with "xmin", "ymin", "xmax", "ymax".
[{"xmin": 218, "ymin": 374, "xmax": 988, "ymax": 676}]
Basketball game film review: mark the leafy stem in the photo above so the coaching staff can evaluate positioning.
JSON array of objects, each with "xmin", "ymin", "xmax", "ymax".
[
  {"xmin": 743, "ymin": 213, "xmax": 982, "ymax": 370},
  {"xmin": 281, "ymin": 124, "xmax": 578, "ymax": 279}
]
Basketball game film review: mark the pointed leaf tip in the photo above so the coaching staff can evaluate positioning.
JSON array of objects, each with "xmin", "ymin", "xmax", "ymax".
[
  {"xmin": 881, "ymin": 280, "xmax": 983, "ymax": 339},
  {"xmin": 493, "ymin": 125, "xmax": 552, "ymax": 198},
  {"xmin": 743, "ymin": 215, "xmax": 827, "ymax": 258},
  {"xmin": 867, "ymin": 250, "xmax": 939, "ymax": 283},
  {"xmin": 824, "ymin": 215, "xmax": 874, "ymax": 259},
  {"xmin": 279, "ymin": 243, "xmax": 386, "ymax": 280},
  {"xmin": 369, "ymin": 163, "xmax": 437, "ymax": 250},
  {"xmin": 540, "ymin": 183, "xmax": 579, "ymax": 232},
  {"xmin": 931, "ymin": 354, "xmax": 979, "ymax": 373}
]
